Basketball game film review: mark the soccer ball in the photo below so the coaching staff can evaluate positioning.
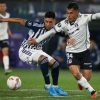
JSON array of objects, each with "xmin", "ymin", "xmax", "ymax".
[{"xmin": 7, "ymin": 76, "xmax": 21, "ymax": 90}]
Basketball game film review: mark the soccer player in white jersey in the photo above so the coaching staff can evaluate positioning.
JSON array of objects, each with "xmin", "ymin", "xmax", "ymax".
[
  {"xmin": 25, "ymin": 2, "xmax": 100, "ymax": 98},
  {"xmin": 0, "ymin": 11, "xmax": 69, "ymax": 96},
  {"xmin": 0, "ymin": 2, "xmax": 12, "ymax": 75}
]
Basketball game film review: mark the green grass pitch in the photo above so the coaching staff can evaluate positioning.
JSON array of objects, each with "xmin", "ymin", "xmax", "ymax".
[{"xmin": 0, "ymin": 68, "xmax": 100, "ymax": 100}]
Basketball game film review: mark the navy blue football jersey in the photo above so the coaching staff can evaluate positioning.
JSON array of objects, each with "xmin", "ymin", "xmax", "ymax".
[{"xmin": 20, "ymin": 20, "xmax": 67, "ymax": 50}]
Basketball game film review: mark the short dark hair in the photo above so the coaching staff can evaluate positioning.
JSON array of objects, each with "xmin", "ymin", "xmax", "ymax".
[
  {"xmin": 67, "ymin": 2, "xmax": 79, "ymax": 10},
  {"xmin": 44, "ymin": 11, "xmax": 55, "ymax": 19},
  {"xmin": 0, "ymin": 0, "xmax": 6, "ymax": 3}
]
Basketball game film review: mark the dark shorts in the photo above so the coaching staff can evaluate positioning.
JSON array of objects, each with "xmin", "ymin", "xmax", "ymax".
[
  {"xmin": 0, "ymin": 39, "xmax": 9, "ymax": 49},
  {"xmin": 66, "ymin": 50, "xmax": 92, "ymax": 70}
]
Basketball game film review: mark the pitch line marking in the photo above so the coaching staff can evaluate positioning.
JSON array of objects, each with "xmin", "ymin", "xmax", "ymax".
[
  {"xmin": 0, "ymin": 95, "xmax": 92, "ymax": 98},
  {"xmin": 0, "ymin": 89, "xmax": 100, "ymax": 92},
  {"xmin": 0, "ymin": 95, "xmax": 100, "ymax": 99}
]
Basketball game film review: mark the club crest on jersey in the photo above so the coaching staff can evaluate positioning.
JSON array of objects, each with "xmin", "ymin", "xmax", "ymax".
[
  {"xmin": 27, "ymin": 21, "xmax": 33, "ymax": 26},
  {"xmin": 64, "ymin": 19, "xmax": 68, "ymax": 24},
  {"xmin": 57, "ymin": 23, "xmax": 61, "ymax": 27}
]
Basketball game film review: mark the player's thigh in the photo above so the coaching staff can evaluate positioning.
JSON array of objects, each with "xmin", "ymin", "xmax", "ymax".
[
  {"xmin": 82, "ymin": 69, "xmax": 92, "ymax": 81},
  {"xmin": 81, "ymin": 50, "xmax": 92, "ymax": 70},
  {"xmin": 18, "ymin": 48, "xmax": 35, "ymax": 64},
  {"xmin": 66, "ymin": 52, "xmax": 81, "ymax": 79},
  {"xmin": 19, "ymin": 48, "xmax": 54, "ymax": 64},
  {"xmin": 80, "ymin": 50, "xmax": 92, "ymax": 80},
  {"xmin": 1, "ymin": 40, "xmax": 9, "ymax": 56},
  {"xmin": 2, "ymin": 47, "xmax": 9, "ymax": 56}
]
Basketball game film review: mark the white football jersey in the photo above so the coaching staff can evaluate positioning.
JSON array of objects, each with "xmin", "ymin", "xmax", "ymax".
[
  {"xmin": 0, "ymin": 12, "xmax": 10, "ymax": 40},
  {"xmin": 54, "ymin": 13, "xmax": 92, "ymax": 53}
]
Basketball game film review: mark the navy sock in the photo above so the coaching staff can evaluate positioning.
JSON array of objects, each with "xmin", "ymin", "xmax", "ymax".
[
  {"xmin": 51, "ymin": 62, "xmax": 59, "ymax": 85},
  {"xmin": 40, "ymin": 58, "xmax": 50, "ymax": 85}
]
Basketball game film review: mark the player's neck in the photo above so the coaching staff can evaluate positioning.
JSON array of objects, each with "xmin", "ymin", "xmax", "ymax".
[
  {"xmin": 69, "ymin": 17, "xmax": 78, "ymax": 25},
  {"xmin": 69, "ymin": 20, "xmax": 76, "ymax": 25}
]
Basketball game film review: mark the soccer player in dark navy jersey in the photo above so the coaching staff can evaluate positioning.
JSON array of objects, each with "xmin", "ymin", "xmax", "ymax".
[{"xmin": 0, "ymin": 11, "xmax": 69, "ymax": 96}]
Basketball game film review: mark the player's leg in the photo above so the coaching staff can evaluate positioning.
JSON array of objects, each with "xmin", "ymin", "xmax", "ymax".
[
  {"xmin": 18, "ymin": 48, "xmax": 58, "ymax": 96},
  {"xmin": 82, "ymin": 69, "xmax": 92, "ymax": 81},
  {"xmin": 41, "ymin": 51, "xmax": 68, "ymax": 96},
  {"xmin": 81, "ymin": 50, "xmax": 97, "ymax": 98},
  {"xmin": 35, "ymin": 51, "xmax": 59, "ymax": 96},
  {"xmin": 67, "ymin": 52, "xmax": 97, "ymax": 98},
  {"xmin": 78, "ymin": 69, "xmax": 92, "ymax": 90},
  {"xmin": 69, "ymin": 65, "xmax": 97, "ymax": 98},
  {"xmin": 19, "ymin": 48, "xmax": 50, "ymax": 85},
  {"xmin": 81, "ymin": 50, "xmax": 92, "ymax": 81},
  {"xmin": 1, "ymin": 40, "xmax": 11, "ymax": 74},
  {"xmin": 38, "ymin": 55, "xmax": 50, "ymax": 86},
  {"xmin": 78, "ymin": 50, "xmax": 92, "ymax": 90}
]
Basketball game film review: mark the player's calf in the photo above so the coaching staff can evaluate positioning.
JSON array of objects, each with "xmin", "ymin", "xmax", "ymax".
[
  {"xmin": 39, "ymin": 55, "xmax": 50, "ymax": 85},
  {"xmin": 78, "ymin": 83, "xmax": 84, "ymax": 90}
]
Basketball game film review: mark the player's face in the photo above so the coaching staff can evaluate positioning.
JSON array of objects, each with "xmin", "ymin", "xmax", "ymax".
[
  {"xmin": 44, "ymin": 18, "xmax": 55, "ymax": 30},
  {"xmin": 67, "ymin": 8, "xmax": 79, "ymax": 23},
  {"xmin": 0, "ymin": 3, "xmax": 7, "ymax": 13}
]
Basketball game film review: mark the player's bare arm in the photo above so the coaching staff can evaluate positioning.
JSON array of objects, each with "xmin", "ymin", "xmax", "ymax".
[
  {"xmin": 0, "ymin": 18, "xmax": 27, "ymax": 25},
  {"xmin": 7, "ymin": 26, "xmax": 12, "ymax": 37}
]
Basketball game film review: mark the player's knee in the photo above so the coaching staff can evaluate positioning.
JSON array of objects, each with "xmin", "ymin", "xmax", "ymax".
[
  {"xmin": 2, "ymin": 49, "xmax": 9, "ymax": 56},
  {"xmin": 38, "ymin": 55, "xmax": 49, "ymax": 64},
  {"xmin": 49, "ymin": 59, "xmax": 55, "ymax": 65},
  {"xmin": 50, "ymin": 60, "xmax": 59, "ymax": 69}
]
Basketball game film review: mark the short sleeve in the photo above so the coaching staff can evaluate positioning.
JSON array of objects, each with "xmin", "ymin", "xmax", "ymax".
[
  {"xmin": 54, "ymin": 21, "xmax": 65, "ymax": 33},
  {"xmin": 83, "ymin": 14, "xmax": 93, "ymax": 22},
  {"xmin": 25, "ymin": 20, "xmax": 34, "ymax": 29},
  {"xmin": 25, "ymin": 20, "xmax": 42, "ymax": 32}
]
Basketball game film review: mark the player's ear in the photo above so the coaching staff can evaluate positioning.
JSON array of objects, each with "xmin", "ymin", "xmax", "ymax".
[
  {"xmin": 43, "ymin": 18, "xmax": 45, "ymax": 22},
  {"xmin": 53, "ymin": 19, "xmax": 56, "ymax": 24}
]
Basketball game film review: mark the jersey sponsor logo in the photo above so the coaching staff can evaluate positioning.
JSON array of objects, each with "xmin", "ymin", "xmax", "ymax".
[{"xmin": 68, "ymin": 23, "xmax": 79, "ymax": 35}]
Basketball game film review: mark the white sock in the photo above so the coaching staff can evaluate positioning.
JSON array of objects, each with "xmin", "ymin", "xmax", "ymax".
[
  {"xmin": 52, "ymin": 85, "xmax": 58, "ymax": 88},
  {"xmin": 3, "ymin": 56, "xmax": 9, "ymax": 71},
  {"xmin": 45, "ymin": 84, "xmax": 51, "ymax": 88},
  {"xmin": 78, "ymin": 76, "xmax": 94, "ymax": 92}
]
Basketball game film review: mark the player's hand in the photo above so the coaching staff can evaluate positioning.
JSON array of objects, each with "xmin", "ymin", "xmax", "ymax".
[
  {"xmin": 28, "ymin": 37, "xmax": 38, "ymax": 45},
  {"xmin": 67, "ymin": 37, "xmax": 76, "ymax": 46}
]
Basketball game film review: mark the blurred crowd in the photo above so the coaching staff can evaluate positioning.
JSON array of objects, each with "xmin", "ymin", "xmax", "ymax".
[{"xmin": 0, "ymin": 0, "xmax": 100, "ymax": 70}]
